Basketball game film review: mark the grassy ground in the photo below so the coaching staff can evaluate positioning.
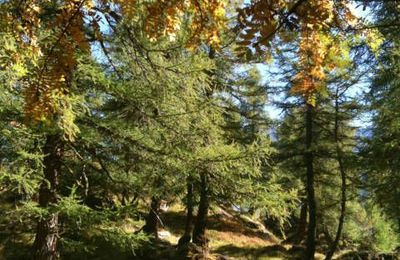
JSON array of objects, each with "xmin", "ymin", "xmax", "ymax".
[
  {"xmin": 0, "ymin": 201, "xmax": 340, "ymax": 259},
  {"xmin": 160, "ymin": 205, "xmax": 327, "ymax": 260}
]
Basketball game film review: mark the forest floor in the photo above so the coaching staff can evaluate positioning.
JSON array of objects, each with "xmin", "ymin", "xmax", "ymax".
[
  {"xmin": 1, "ymin": 200, "xmax": 392, "ymax": 259},
  {"xmin": 152, "ymin": 205, "xmax": 327, "ymax": 260}
]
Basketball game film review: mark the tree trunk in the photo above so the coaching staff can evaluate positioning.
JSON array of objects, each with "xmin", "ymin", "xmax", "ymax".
[
  {"xmin": 285, "ymin": 199, "xmax": 307, "ymax": 244},
  {"xmin": 142, "ymin": 197, "xmax": 161, "ymax": 238},
  {"xmin": 192, "ymin": 172, "xmax": 209, "ymax": 252},
  {"xmin": 178, "ymin": 178, "xmax": 194, "ymax": 247},
  {"xmin": 191, "ymin": 46, "xmax": 213, "ymax": 256},
  {"xmin": 304, "ymin": 103, "xmax": 316, "ymax": 260},
  {"xmin": 325, "ymin": 90, "xmax": 347, "ymax": 260},
  {"xmin": 33, "ymin": 134, "xmax": 64, "ymax": 260},
  {"xmin": 296, "ymin": 200, "xmax": 308, "ymax": 244}
]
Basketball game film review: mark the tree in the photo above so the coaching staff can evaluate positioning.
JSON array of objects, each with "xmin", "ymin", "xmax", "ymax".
[
  {"xmin": 364, "ymin": 0, "xmax": 400, "ymax": 229},
  {"xmin": 2, "ymin": 1, "xmax": 400, "ymax": 259},
  {"xmin": 236, "ymin": 1, "xmax": 364, "ymax": 257},
  {"xmin": 1, "ymin": 1, "xmax": 229, "ymax": 258}
]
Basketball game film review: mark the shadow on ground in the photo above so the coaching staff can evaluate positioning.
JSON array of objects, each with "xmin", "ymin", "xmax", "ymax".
[
  {"xmin": 162, "ymin": 211, "xmax": 270, "ymax": 242},
  {"xmin": 214, "ymin": 244, "xmax": 292, "ymax": 260}
]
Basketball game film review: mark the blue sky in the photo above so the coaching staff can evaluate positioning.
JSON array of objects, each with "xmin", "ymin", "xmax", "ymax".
[
  {"xmin": 252, "ymin": 2, "xmax": 375, "ymax": 130},
  {"xmin": 90, "ymin": 1, "xmax": 375, "ymax": 129}
]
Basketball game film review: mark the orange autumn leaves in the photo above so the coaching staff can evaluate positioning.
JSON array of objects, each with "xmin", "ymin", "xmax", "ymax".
[
  {"xmin": 7, "ymin": 0, "xmax": 227, "ymax": 129},
  {"xmin": 94, "ymin": 0, "xmax": 226, "ymax": 48},
  {"xmin": 292, "ymin": 30, "xmax": 327, "ymax": 106},
  {"xmin": 24, "ymin": 0, "xmax": 89, "ymax": 124},
  {"xmin": 143, "ymin": 0, "xmax": 226, "ymax": 48},
  {"xmin": 8, "ymin": 0, "xmax": 364, "ymax": 129},
  {"xmin": 292, "ymin": 0, "xmax": 334, "ymax": 105},
  {"xmin": 237, "ymin": 0, "xmax": 358, "ymax": 105},
  {"xmin": 291, "ymin": 0, "xmax": 343, "ymax": 105}
]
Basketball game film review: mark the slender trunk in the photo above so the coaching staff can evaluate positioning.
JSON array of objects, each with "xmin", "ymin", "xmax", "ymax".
[
  {"xmin": 325, "ymin": 176, "xmax": 346, "ymax": 260},
  {"xmin": 320, "ymin": 218, "xmax": 333, "ymax": 246},
  {"xmin": 191, "ymin": 46, "xmax": 213, "ymax": 255},
  {"xmin": 296, "ymin": 200, "xmax": 308, "ymax": 244},
  {"xmin": 304, "ymin": 103, "xmax": 316, "ymax": 260},
  {"xmin": 192, "ymin": 172, "xmax": 209, "ymax": 251},
  {"xmin": 325, "ymin": 91, "xmax": 347, "ymax": 260},
  {"xmin": 178, "ymin": 178, "xmax": 194, "ymax": 247},
  {"xmin": 142, "ymin": 197, "xmax": 161, "ymax": 238},
  {"xmin": 33, "ymin": 134, "xmax": 64, "ymax": 260}
]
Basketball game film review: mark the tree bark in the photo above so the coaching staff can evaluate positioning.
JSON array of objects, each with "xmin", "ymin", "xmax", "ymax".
[
  {"xmin": 295, "ymin": 200, "xmax": 308, "ymax": 244},
  {"xmin": 142, "ymin": 197, "xmax": 161, "ymax": 238},
  {"xmin": 325, "ymin": 90, "xmax": 347, "ymax": 260},
  {"xmin": 192, "ymin": 172, "xmax": 209, "ymax": 251},
  {"xmin": 178, "ymin": 177, "xmax": 194, "ymax": 247},
  {"xmin": 33, "ymin": 134, "xmax": 64, "ymax": 260},
  {"xmin": 304, "ymin": 103, "xmax": 316, "ymax": 260}
]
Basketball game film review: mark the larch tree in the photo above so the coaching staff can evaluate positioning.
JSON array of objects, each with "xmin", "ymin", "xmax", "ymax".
[
  {"xmin": 1, "ymin": 1, "xmax": 397, "ymax": 260},
  {"xmin": 364, "ymin": 0, "xmax": 400, "ymax": 230},
  {"xmin": 1, "ymin": 0, "xmax": 228, "ymax": 259},
  {"xmin": 235, "ymin": 1, "xmax": 380, "ymax": 258}
]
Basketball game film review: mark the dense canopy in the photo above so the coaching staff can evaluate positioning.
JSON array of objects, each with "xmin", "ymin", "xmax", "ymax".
[{"xmin": 0, "ymin": 1, "xmax": 399, "ymax": 260}]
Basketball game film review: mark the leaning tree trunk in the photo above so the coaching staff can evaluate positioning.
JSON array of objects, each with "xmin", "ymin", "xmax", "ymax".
[
  {"xmin": 142, "ymin": 197, "xmax": 161, "ymax": 238},
  {"xmin": 33, "ymin": 134, "xmax": 64, "ymax": 260},
  {"xmin": 192, "ymin": 172, "xmax": 209, "ymax": 254},
  {"xmin": 304, "ymin": 103, "xmax": 316, "ymax": 260},
  {"xmin": 178, "ymin": 177, "xmax": 194, "ymax": 247},
  {"xmin": 325, "ymin": 90, "xmax": 347, "ymax": 260}
]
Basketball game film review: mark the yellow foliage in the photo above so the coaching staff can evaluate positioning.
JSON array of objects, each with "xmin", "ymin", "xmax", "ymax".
[
  {"xmin": 10, "ymin": 0, "xmax": 368, "ymax": 129},
  {"xmin": 7, "ymin": 0, "xmax": 228, "ymax": 134},
  {"xmin": 21, "ymin": 0, "xmax": 89, "ymax": 140},
  {"xmin": 292, "ymin": 29, "xmax": 330, "ymax": 104},
  {"xmin": 0, "ymin": 0, "xmax": 227, "ymax": 138},
  {"xmin": 237, "ymin": 0, "xmax": 364, "ymax": 105},
  {"xmin": 364, "ymin": 28, "xmax": 384, "ymax": 56},
  {"xmin": 142, "ymin": 0, "xmax": 227, "ymax": 49}
]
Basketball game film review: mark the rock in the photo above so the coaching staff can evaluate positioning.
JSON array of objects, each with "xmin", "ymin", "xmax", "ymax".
[{"xmin": 158, "ymin": 230, "xmax": 171, "ymax": 239}]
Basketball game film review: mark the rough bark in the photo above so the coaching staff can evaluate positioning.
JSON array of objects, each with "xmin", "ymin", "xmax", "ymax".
[
  {"xmin": 33, "ymin": 134, "xmax": 64, "ymax": 260},
  {"xmin": 142, "ymin": 197, "xmax": 161, "ymax": 238},
  {"xmin": 178, "ymin": 178, "xmax": 194, "ymax": 247},
  {"xmin": 192, "ymin": 172, "xmax": 209, "ymax": 252},
  {"xmin": 325, "ymin": 89, "xmax": 347, "ymax": 260},
  {"xmin": 304, "ymin": 103, "xmax": 316, "ymax": 260}
]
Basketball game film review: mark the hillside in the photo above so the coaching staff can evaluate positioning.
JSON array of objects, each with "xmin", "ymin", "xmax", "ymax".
[{"xmin": 133, "ymin": 205, "xmax": 398, "ymax": 260}]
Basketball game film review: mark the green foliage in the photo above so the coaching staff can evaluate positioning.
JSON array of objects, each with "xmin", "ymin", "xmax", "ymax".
[
  {"xmin": 363, "ymin": 1, "xmax": 400, "ymax": 227},
  {"xmin": 1, "ymin": 1, "xmax": 400, "ymax": 259},
  {"xmin": 343, "ymin": 202, "xmax": 400, "ymax": 252},
  {"xmin": 370, "ymin": 207, "xmax": 399, "ymax": 252}
]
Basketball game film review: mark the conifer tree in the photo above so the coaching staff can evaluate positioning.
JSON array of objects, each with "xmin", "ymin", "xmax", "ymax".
[{"xmin": 364, "ymin": 1, "xmax": 400, "ymax": 229}]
